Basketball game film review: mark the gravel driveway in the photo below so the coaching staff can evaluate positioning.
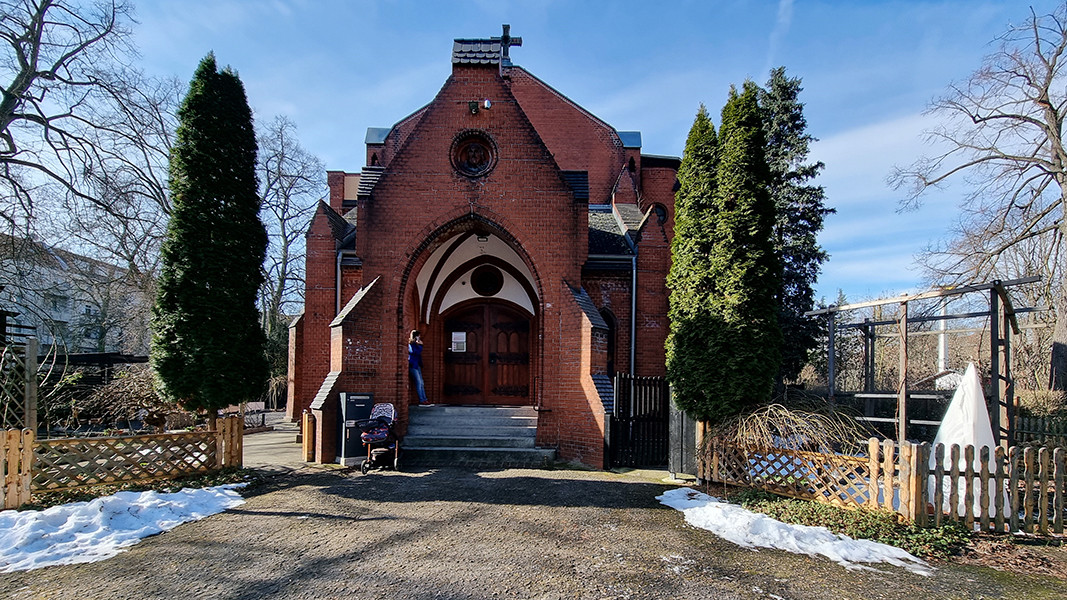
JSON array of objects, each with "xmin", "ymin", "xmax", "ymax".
[{"xmin": 3, "ymin": 464, "xmax": 1066, "ymax": 600}]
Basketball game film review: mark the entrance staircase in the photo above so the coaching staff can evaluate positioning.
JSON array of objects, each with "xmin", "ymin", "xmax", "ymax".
[{"xmin": 401, "ymin": 405, "xmax": 555, "ymax": 468}]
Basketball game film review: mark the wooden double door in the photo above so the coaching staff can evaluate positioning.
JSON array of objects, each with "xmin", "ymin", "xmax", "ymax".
[{"xmin": 440, "ymin": 301, "xmax": 532, "ymax": 405}]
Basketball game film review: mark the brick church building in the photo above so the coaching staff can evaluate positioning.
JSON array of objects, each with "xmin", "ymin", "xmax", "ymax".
[{"xmin": 287, "ymin": 26, "xmax": 679, "ymax": 468}]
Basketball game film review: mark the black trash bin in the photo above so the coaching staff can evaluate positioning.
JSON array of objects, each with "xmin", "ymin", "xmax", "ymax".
[{"xmin": 337, "ymin": 392, "xmax": 373, "ymax": 465}]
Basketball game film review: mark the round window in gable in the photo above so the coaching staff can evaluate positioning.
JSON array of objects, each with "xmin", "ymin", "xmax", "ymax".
[
  {"xmin": 451, "ymin": 131, "xmax": 497, "ymax": 178},
  {"xmin": 470, "ymin": 264, "xmax": 504, "ymax": 297},
  {"xmin": 653, "ymin": 203, "xmax": 668, "ymax": 225}
]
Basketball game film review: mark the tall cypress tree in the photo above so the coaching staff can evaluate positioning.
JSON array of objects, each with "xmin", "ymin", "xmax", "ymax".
[
  {"xmin": 668, "ymin": 85, "xmax": 781, "ymax": 422},
  {"xmin": 759, "ymin": 67, "xmax": 834, "ymax": 384},
  {"xmin": 151, "ymin": 54, "xmax": 268, "ymax": 414},
  {"xmin": 667, "ymin": 105, "xmax": 719, "ymax": 417},
  {"xmin": 704, "ymin": 82, "xmax": 781, "ymax": 421}
]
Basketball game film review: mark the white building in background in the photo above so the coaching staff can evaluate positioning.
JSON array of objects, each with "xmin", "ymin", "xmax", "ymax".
[{"xmin": 0, "ymin": 235, "xmax": 150, "ymax": 354}]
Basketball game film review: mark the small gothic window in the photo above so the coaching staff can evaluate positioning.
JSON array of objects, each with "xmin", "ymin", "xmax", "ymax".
[
  {"xmin": 370, "ymin": 153, "xmax": 379, "ymax": 166},
  {"xmin": 627, "ymin": 157, "xmax": 636, "ymax": 173},
  {"xmin": 471, "ymin": 264, "xmax": 504, "ymax": 296},
  {"xmin": 599, "ymin": 308, "xmax": 617, "ymax": 376},
  {"xmin": 451, "ymin": 131, "xmax": 497, "ymax": 177}
]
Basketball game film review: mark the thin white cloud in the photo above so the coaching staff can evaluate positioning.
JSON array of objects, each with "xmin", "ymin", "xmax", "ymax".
[
  {"xmin": 763, "ymin": 0, "xmax": 794, "ymax": 77},
  {"xmin": 811, "ymin": 112, "xmax": 966, "ymax": 301}
]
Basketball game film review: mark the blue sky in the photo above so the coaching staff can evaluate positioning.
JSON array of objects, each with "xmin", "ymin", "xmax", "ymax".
[{"xmin": 131, "ymin": 0, "xmax": 1060, "ymax": 303}]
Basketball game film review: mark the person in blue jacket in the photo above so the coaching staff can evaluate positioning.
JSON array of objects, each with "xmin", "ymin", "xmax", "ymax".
[{"xmin": 408, "ymin": 330, "xmax": 429, "ymax": 404}]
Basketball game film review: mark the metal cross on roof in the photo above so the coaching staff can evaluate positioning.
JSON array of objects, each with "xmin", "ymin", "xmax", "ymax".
[{"xmin": 493, "ymin": 24, "xmax": 522, "ymax": 65}]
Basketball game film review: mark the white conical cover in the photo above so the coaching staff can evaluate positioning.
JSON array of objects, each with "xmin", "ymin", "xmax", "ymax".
[
  {"xmin": 933, "ymin": 363, "xmax": 996, "ymax": 451},
  {"xmin": 929, "ymin": 362, "xmax": 1003, "ymax": 517}
]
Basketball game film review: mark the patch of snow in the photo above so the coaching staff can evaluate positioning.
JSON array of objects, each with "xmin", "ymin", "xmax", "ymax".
[
  {"xmin": 657, "ymin": 487, "xmax": 932, "ymax": 575},
  {"xmin": 0, "ymin": 484, "xmax": 246, "ymax": 573}
]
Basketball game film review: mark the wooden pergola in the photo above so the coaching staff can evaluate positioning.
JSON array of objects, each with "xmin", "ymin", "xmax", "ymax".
[{"xmin": 806, "ymin": 276, "xmax": 1040, "ymax": 446}]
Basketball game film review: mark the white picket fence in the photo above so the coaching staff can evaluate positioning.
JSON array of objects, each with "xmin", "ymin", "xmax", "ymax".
[{"xmin": 705, "ymin": 438, "xmax": 1067, "ymax": 533}]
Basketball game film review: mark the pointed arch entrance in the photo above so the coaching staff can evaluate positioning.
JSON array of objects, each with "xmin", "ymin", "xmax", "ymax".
[{"xmin": 407, "ymin": 226, "xmax": 540, "ymax": 406}]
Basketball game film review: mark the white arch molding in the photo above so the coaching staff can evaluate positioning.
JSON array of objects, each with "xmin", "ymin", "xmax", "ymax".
[{"xmin": 415, "ymin": 233, "xmax": 539, "ymax": 323}]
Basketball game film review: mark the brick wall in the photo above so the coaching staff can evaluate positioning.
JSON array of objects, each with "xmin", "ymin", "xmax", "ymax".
[{"xmin": 289, "ymin": 203, "xmax": 342, "ymax": 417}]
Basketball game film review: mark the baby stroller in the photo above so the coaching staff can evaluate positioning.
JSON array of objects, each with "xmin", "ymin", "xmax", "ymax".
[{"xmin": 356, "ymin": 403, "xmax": 401, "ymax": 474}]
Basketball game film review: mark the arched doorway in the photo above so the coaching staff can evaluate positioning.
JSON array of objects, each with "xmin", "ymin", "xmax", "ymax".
[{"xmin": 438, "ymin": 299, "xmax": 532, "ymax": 405}]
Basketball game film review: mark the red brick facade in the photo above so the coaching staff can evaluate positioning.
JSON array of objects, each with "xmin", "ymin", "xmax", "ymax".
[{"xmin": 288, "ymin": 32, "xmax": 678, "ymax": 468}]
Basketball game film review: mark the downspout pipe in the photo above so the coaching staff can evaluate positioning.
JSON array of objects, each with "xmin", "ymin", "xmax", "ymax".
[
  {"xmin": 335, "ymin": 250, "xmax": 343, "ymax": 315},
  {"xmin": 630, "ymin": 252, "xmax": 637, "ymax": 376},
  {"xmin": 335, "ymin": 249, "xmax": 361, "ymax": 315}
]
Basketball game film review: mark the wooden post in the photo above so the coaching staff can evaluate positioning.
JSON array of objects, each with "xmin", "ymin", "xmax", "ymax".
[
  {"xmin": 979, "ymin": 446, "xmax": 991, "ymax": 531},
  {"xmin": 1000, "ymin": 291, "xmax": 1014, "ymax": 448},
  {"xmin": 24, "ymin": 337, "xmax": 38, "ymax": 434},
  {"xmin": 302, "ymin": 410, "xmax": 316, "ymax": 462},
  {"xmin": 913, "ymin": 442, "xmax": 928, "ymax": 526},
  {"xmin": 990, "ymin": 289, "xmax": 1001, "ymax": 447},
  {"xmin": 827, "ymin": 312, "xmax": 836, "ymax": 405},
  {"xmin": 881, "ymin": 439, "xmax": 895, "ymax": 511},
  {"xmin": 868, "ymin": 438, "xmax": 880, "ymax": 508},
  {"xmin": 863, "ymin": 319, "xmax": 875, "ymax": 393},
  {"xmin": 897, "ymin": 301, "xmax": 908, "ymax": 444},
  {"xmin": 1054, "ymin": 448, "xmax": 1065, "ymax": 534},
  {"xmin": 3, "ymin": 428, "xmax": 33, "ymax": 509},
  {"xmin": 214, "ymin": 418, "xmax": 225, "ymax": 469},
  {"xmin": 899, "ymin": 442, "xmax": 912, "ymax": 521},
  {"xmin": 932, "ymin": 443, "xmax": 945, "ymax": 527}
]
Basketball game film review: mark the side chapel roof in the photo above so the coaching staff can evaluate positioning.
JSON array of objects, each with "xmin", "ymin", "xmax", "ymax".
[{"xmin": 317, "ymin": 200, "xmax": 356, "ymax": 250}]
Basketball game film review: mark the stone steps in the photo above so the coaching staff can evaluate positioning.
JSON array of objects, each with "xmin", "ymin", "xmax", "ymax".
[{"xmin": 401, "ymin": 405, "xmax": 554, "ymax": 468}]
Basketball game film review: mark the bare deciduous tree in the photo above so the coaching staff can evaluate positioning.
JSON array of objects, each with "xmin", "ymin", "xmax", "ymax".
[
  {"xmin": 257, "ymin": 115, "xmax": 324, "ymax": 336},
  {"xmin": 1, "ymin": 1, "xmax": 180, "ymax": 354},
  {"xmin": 0, "ymin": 0, "xmax": 135, "ymax": 227},
  {"xmin": 890, "ymin": 6, "xmax": 1067, "ymax": 390}
]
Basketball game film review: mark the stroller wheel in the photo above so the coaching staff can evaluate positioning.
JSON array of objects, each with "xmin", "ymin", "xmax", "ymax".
[
  {"xmin": 360, "ymin": 460, "xmax": 370, "ymax": 475},
  {"xmin": 394, "ymin": 448, "xmax": 401, "ymax": 471}
]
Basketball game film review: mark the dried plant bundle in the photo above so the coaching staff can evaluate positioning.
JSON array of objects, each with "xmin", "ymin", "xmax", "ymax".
[{"xmin": 710, "ymin": 403, "xmax": 870, "ymax": 455}]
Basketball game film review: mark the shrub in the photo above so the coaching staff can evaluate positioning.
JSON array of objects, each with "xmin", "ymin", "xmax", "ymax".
[{"xmin": 727, "ymin": 488, "xmax": 972, "ymax": 559}]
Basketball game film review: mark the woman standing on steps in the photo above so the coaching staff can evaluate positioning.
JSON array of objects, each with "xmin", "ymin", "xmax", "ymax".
[{"xmin": 408, "ymin": 330, "xmax": 429, "ymax": 405}]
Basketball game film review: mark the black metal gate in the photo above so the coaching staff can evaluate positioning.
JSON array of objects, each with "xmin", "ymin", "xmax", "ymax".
[{"xmin": 609, "ymin": 373, "xmax": 670, "ymax": 467}]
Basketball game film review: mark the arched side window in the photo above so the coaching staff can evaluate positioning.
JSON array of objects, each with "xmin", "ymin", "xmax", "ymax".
[{"xmin": 599, "ymin": 308, "xmax": 617, "ymax": 377}]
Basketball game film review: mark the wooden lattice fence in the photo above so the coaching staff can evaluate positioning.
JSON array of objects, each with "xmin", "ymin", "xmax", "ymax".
[
  {"xmin": 2, "ymin": 415, "xmax": 242, "ymax": 509},
  {"xmin": 704, "ymin": 437, "xmax": 1067, "ymax": 534},
  {"xmin": 0, "ymin": 339, "xmax": 37, "ymax": 431}
]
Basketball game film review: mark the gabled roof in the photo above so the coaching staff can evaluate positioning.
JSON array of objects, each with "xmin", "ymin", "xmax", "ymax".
[
  {"xmin": 452, "ymin": 40, "xmax": 502, "ymax": 65},
  {"xmin": 618, "ymin": 131, "xmax": 642, "ymax": 148},
  {"xmin": 365, "ymin": 127, "xmax": 391, "ymax": 144},
  {"xmin": 317, "ymin": 201, "xmax": 357, "ymax": 249},
  {"xmin": 357, "ymin": 166, "xmax": 385, "ymax": 197},
  {"xmin": 309, "ymin": 371, "xmax": 340, "ymax": 411},
  {"xmin": 330, "ymin": 277, "xmax": 379, "ymax": 328},
  {"xmin": 588, "ymin": 209, "xmax": 633, "ymax": 256},
  {"xmin": 614, "ymin": 203, "xmax": 646, "ymax": 233},
  {"xmin": 568, "ymin": 283, "xmax": 608, "ymax": 330},
  {"xmin": 592, "ymin": 373, "xmax": 614, "ymax": 414},
  {"xmin": 561, "ymin": 171, "xmax": 589, "ymax": 202}
]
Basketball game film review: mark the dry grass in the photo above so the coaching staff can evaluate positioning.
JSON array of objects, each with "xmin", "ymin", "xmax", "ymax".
[{"xmin": 708, "ymin": 403, "xmax": 871, "ymax": 455}]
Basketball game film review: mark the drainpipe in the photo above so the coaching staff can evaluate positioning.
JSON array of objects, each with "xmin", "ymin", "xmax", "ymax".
[
  {"xmin": 630, "ymin": 252, "xmax": 637, "ymax": 376},
  {"xmin": 335, "ymin": 250, "xmax": 343, "ymax": 315}
]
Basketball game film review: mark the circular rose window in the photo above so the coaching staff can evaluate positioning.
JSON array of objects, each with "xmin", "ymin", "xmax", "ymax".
[
  {"xmin": 451, "ymin": 131, "xmax": 496, "ymax": 177},
  {"xmin": 471, "ymin": 264, "xmax": 504, "ymax": 297}
]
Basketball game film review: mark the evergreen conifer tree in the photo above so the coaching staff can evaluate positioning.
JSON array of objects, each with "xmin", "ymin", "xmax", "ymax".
[
  {"xmin": 759, "ymin": 67, "xmax": 834, "ymax": 384},
  {"xmin": 668, "ymin": 84, "xmax": 782, "ymax": 422},
  {"xmin": 666, "ymin": 105, "xmax": 720, "ymax": 417},
  {"xmin": 151, "ymin": 54, "xmax": 269, "ymax": 415},
  {"xmin": 705, "ymin": 81, "xmax": 781, "ymax": 420}
]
